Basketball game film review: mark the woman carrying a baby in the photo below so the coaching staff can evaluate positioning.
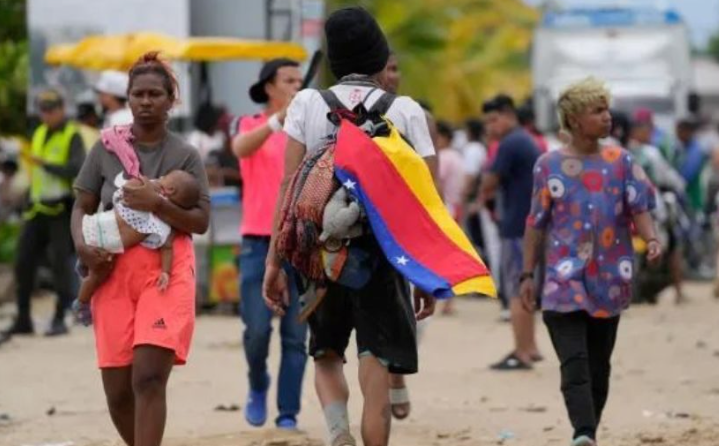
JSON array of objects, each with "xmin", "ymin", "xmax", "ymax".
[{"xmin": 71, "ymin": 52, "xmax": 210, "ymax": 446}]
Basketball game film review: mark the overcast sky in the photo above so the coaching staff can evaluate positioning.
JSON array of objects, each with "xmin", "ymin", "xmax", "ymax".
[{"xmin": 522, "ymin": 0, "xmax": 719, "ymax": 48}]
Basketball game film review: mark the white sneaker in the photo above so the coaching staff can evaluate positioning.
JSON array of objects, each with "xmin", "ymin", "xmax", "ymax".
[
  {"xmin": 571, "ymin": 436, "xmax": 596, "ymax": 446},
  {"xmin": 499, "ymin": 309, "xmax": 511, "ymax": 322}
]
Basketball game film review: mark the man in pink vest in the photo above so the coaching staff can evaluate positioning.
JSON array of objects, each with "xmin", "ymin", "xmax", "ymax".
[{"xmin": 230, "ymin": 58, "xmax": 306, "ymax": 430}]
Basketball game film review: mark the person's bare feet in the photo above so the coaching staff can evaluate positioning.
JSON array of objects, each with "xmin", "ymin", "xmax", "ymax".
[
  {"xmin": 441, "ymin": 299, "xmax": 456, "ymax": 316},
  {"xmin": 675, "ymin": 292, "xmax": 689, "ymax": 305}
]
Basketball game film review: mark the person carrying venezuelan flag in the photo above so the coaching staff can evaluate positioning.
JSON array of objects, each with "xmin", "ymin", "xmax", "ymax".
[{"xmin": 262, "ymin": 7, "xmax": 495, "ymax": 446}]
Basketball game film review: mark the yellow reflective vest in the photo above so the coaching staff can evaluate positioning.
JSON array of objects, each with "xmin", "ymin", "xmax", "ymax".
[{"xmin": 25, "ymin": 123, "xmax": 78, "ymax": 218}]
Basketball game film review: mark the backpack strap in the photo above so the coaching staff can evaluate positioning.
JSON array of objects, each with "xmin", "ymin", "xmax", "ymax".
[
  {"xmin": 320, "ymin": 88, "xmax": 396, "ymax": 115},
  {"xmin": 319, "ymin": 89, "xmax": 348, "ymax": 112},
  {"xmin": 368, "ymin": 92, "xmax": 397, "ymax": 116}
]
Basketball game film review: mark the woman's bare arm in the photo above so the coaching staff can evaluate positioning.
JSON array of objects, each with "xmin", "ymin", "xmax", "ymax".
[
  {"xmin": 232, "ymin": 124, "xmax": 274, "ymax": 158},
  {"xmin": 154, "ymin": 199, "xmax": 210, "ymax": 235},
  {"xmin": 122, "ymin": 176, "xmax": 210, "ymax": 234},
  {"xmin": 71, "ymin": 190, "xmax": 114, "ymax": 272}
]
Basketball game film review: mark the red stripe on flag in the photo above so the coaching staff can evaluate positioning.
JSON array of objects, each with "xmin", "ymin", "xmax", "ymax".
[{"xmin": 334, "ymin": 122, "xmax": 488, "ymax": 284}]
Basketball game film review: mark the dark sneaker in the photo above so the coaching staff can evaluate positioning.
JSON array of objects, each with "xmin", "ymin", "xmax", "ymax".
[
  {"xmin": 44, "ymin": 319, "xmax": 69, "ymax": 337},
  {"xmin": 276, "ymin": 415, "xmax": 298, "ymax": 430},
  {"xmin": 245, "ymin": 389, "xmax": 268, "ymax": 427},
  {"xmin": 3, "ymin": 318, "xmax": 34, "ymax": 336}
]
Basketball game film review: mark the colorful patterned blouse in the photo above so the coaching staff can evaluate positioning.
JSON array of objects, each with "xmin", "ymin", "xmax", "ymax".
[{"xmin": 527, "ymin": 146, "xmax": 656, "ymax": 318}]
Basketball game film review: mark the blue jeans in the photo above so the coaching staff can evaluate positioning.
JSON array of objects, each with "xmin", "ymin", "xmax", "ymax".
[{"xmin": 239, "ymin": 236, "xmax": 308, "ymax": 419}]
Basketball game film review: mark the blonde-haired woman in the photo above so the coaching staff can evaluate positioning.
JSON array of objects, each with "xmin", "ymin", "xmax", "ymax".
[{"xmin": 518, "ymin": 78, "xmax": 662, "ymax": 446}]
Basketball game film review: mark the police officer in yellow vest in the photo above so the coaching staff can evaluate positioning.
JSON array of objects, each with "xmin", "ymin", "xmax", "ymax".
[{"xmin": 4, "ymin": 90, "xmax": 86, "ymax": 337}]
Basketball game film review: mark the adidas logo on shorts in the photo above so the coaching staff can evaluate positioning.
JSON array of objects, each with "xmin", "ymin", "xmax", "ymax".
[{"xmin": 152, "ymin": 318, "xmax": 167, "ymax": 330}]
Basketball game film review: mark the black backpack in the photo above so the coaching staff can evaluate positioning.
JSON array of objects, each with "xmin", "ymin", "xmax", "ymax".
[{"xmin": 318, "ymin": 88, "xmax": 397, "ymax": 139}]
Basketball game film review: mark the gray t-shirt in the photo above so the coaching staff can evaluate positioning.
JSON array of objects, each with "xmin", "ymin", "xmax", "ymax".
[{"xmin": 74, "ymin": 131, "xmax": 210, "ymax": 210}]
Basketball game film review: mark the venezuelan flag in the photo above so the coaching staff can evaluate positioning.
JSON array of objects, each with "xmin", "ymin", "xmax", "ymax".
[{"xmin": 333, "ymin": 120, "xmax": 497, "ymax": 299}]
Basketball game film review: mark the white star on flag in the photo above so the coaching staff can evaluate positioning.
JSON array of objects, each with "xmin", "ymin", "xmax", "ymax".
[
  {"xmin": 343, "ymin": 179, "xmax": 356, "ymax": 190},
  {"xmin": 396, "ymin": 256, "xmax": 409, "ymax": 266}
]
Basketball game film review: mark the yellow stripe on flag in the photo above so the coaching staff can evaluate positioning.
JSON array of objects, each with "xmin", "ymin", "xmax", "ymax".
[
  {"xmin": 453, "ymin": 276, "xmax": 498, "ymax": 298},
  {"xmin": 374, "ymin": 129, "xmax": 479, "ymax": 262},
  {"xmin": 373, "ymin": 127, "xmax": 497, "ymax": 298}
]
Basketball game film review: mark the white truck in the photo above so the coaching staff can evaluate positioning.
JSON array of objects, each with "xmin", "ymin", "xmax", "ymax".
[{"xmin": 532, "ymin": 7, "xmax": 693, "ymax": 133}]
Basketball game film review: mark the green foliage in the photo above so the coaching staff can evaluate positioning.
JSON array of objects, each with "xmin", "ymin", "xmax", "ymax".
[
  {"xmin": 0, "ymin": 0, "xmax": 28, "ymax": 135},
  {"xmin": 708, "ymin": 31, "xmax": 719, "ymax": 63},
  {"xmin": 0, "ymin": 0, "xmax": 26, "ymax": 41},
  {"xmin": 327, "ymin": 0, "xmax": 538, "ymax": 121}
]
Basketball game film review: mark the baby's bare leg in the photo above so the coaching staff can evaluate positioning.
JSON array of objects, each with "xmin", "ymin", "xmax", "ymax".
[
  {"xmin": 77, "ymin": 268, "xmax": 111, "ymax": 304},
  {"xmin": 157, "ymin": 235, "xmax": 174, "ymax": 291}
]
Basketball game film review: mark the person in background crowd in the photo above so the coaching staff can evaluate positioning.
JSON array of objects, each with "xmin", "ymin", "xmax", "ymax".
[
  {"xmin": 675, "ymin": 118, "xmax": 706, "ymax": 214},
  {"xmin": 521, "ymin": 77, "xmax": 661, "ymax": 446},
  {"xmin": 518, "ymin": 103, "xmax": 548, "ymax": 153},
  {"xmin": 634, "ymin": 108, "xmax": 674, "ymax": 161},
  {"xmin": 462, "ymin": 118, "xmax": 488, "ymax": 253},
  {"xmin": 478, "ymin": 113, "xmax": 507, "ymax": 319},
  {"xmin": 0, "ymin": 158, "xmax": 21, "ymax": 222},
  {"xmin": 462, "ymin": 119, "xmax": 487, "ymax": 199},
  {"xmin": 206, "ymin": 110, "xmax": 241, "ymax": 189},
  {"xmin": 76, "ymin": 101, "xmax": 101, "ymax": 152},
  {"xmin": 188, "ymin": 103, "xmax": 226, "ymax": 162},
  {"xmin": 629, "ymin": 116, "xmax": 687, "ymax": 304},
  {"xmin": 379, "ymin": 51, "xmax": 441, "ymax": 178},
  {"xmin": 436, "ymin": 120, "xmax": 465, "ymax": 222},
  {"xmin": 608, "ymin": 110, "xmax": 631, "ymax": 148},
  {"xmin": 95, "ymin": 70, "xmax": 133, "ymax": 128},
  {"xmin": 3, "ymin": 89, "xmax": 85, "ymax": 337},
  {"xmin": 480, "ymin": 94, "xmax": 542, "ymax": 371},
  {"xmin": 673, "ymin": 117, "xmax": 714, "ymax": 279},
  {"xmin": 695, "ymin": 116, "xmax": 719, "ymax": 218},
  {"xmin": 629, "ymin": 112, "xmax": 686, "ymax": 193},
  {"xmin": 379, "ymin": 52, "xmax": 400, "ymax": 94},
  {"xmin": 436, "ymin": 120, "xmax": 465, "ymax": 317},
  {"xmin": 231, "ymin": 58, "xmax": 308, "ymax": 430}
]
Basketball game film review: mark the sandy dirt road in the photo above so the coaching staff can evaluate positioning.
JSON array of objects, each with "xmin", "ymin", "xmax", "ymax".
[{"xmin": 1, "ymin": 283, "xmax": 719, "ymax": 446}]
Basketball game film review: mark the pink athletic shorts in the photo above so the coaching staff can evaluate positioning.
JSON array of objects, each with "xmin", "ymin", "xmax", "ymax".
[{"xmin": 91, "ymin": 235, "xmax": 196, "ymax": 368}]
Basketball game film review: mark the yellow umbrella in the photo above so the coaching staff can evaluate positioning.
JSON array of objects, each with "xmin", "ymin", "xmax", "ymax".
[
  {"xmin": 124, "ymin": 32, "xmax": 183, "ymax": 66},
  {"xmin": 178, "ymin": 37, "xmax": 308, "ymax": 62},
  {"xmin": 66, "ymin": 34, "xmax": 130, "ymax": 71},
  {"xmin": 44, "ymin": 43, "xmax": 76, "ymax": 66},
  {"xmin": 44, "ymin": 32, "xmax": 307, "ymax": 71}
]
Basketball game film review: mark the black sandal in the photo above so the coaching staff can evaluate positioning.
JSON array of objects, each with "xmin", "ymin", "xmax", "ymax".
[{"xmin": 490, "ymin": 353, "xmax": 533, "ymax": 371}]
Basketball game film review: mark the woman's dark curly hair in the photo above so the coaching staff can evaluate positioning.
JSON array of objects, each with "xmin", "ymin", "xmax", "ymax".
[{"xmin": 128, "ymin": 51, "xmax": 180, "ymax": 103}]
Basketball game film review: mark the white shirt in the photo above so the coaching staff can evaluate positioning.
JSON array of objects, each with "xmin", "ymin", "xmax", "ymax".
[
  {"xmin": 104, "ymin": 107, "xmax": 134, "ymax": 128},
  {"xmin": 438, "ymin": 148, "xmax": 465, "ymax": 218},
  {"xmin": 462, "ymin": 141, "xmax": 487, "ymax": 176},
  {"xmin": 635, "ymin": 143, "xmax": 686, "ymax": 192},
  {"xmin": 284, "ymin": 85, "xmax": 435, "ymax": 158},
  {"xmin": 187, "ymin": 130, "xmax": 225, "ymax": 162}
]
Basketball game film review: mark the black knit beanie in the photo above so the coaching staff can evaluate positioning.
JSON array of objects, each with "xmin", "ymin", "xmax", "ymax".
[{"xmin": 325, "ymin": 7, "xmax": 390, "ymax": 79}]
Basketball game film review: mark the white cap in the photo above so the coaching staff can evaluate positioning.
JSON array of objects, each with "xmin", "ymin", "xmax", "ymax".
[{"xmin": 95, "ymin": 70, "xmax": 129, "ymax": 99}]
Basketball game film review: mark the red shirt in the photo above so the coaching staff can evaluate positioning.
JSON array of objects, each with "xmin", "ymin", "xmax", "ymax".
[{"xmin": 238, "ymin": 113, "xmax": 287, "ymax": 236}]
